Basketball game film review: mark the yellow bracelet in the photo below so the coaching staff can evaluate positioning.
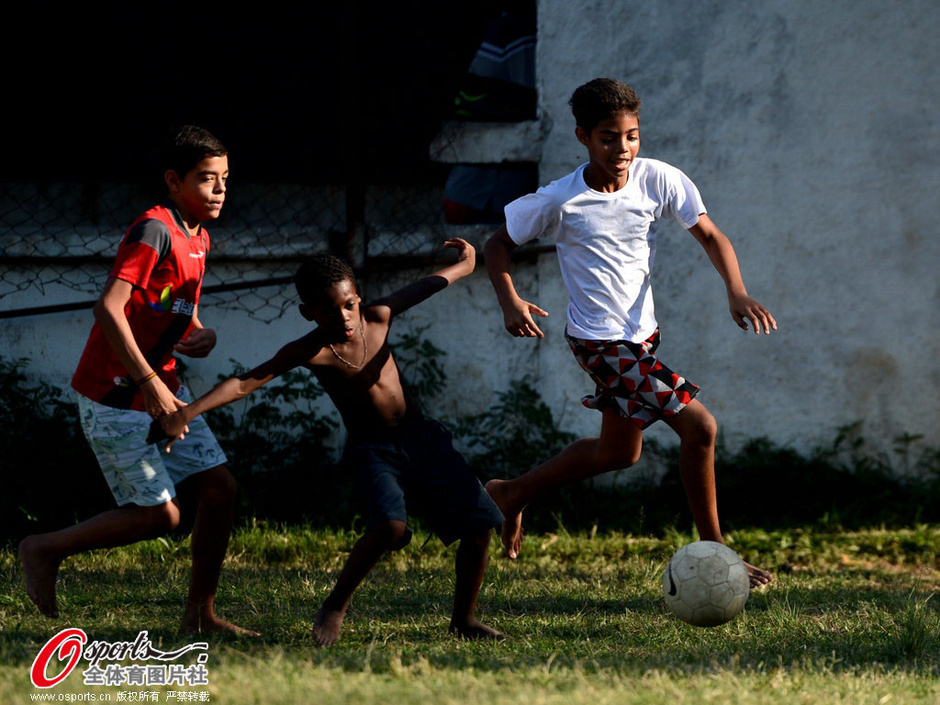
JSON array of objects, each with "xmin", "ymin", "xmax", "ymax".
[{"xmin": 136, "ymin": 371, "xmax": 158, "ymax": 386}]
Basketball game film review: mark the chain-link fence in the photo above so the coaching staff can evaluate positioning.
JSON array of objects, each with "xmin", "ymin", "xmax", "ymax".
[
  {"xmin": 1, "ymin": 0, "xmax": 539, "ymax": 326},
  {"xmin": 0, "ymin": 176, "xmax": 476, "ymax": 325}
]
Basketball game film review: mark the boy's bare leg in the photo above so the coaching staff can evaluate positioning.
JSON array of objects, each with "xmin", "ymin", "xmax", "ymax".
[
  {"xmin": 313, "ymin": 520, "xmax": 408, "ymax": 647},
  {"xmin": 485, "ymin": 412, "xmax": 642, "ymax": 559},
  {"xmin": 449, "ymin": 529, "xmax": 503, "ymax": 640},
  {"xmin": 664, "ymin": 400, "xmax": 773, "ymax": 587},
  {"xmin": 181, "ymin": 465, "xmax": 259, "ymax": 636},
  {"xmin": 20, "ymin": 502, "xmax": 182, "ymax": 618},
  {"xmin": 19, "ymin": 536, "xmax": 63, "ymax": 618},
  {"xmin": 482, "ymin": 478, "xmax": 523, "ymax": 558}
]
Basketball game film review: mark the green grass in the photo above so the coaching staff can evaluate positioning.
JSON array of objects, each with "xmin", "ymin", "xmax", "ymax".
[{"xmin": 2, "ymin": 525, "xmax": 938, "ymax": 704}]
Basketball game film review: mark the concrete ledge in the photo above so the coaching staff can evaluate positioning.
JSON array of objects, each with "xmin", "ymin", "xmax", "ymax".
[{"xmin": 429, "ymin": 120, "xmax": 546, "ymax": 164}]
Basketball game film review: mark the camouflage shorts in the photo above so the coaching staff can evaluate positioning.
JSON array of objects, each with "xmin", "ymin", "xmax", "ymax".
[{"xmin": 76, "ymin": 385, "xmax": 227, "ymax": 507}]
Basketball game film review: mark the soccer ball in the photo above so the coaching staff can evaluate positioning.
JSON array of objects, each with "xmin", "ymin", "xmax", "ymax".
[{"xmin": 663, "ymin": 540, "xmax": 749, "ymax": 627}]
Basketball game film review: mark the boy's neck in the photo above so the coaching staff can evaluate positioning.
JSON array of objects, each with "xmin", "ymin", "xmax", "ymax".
[
  {"xmin": 583, "ymin": 164, "xmax": 629, "ymax": 193},
  {"xmin": 169, "ymin": 198, "xmax": 202, "ymax": 236}
]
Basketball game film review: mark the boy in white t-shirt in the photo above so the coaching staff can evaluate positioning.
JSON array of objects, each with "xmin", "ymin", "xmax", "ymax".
[{"xmin": 484, "ymin": 77, "xmax": 776, "ymax": 587}]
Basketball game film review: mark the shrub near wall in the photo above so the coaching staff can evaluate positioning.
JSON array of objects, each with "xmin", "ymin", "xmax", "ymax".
[
  {"xmin": 0, "ymin": 358, "xmax": 111, "ymax": 541},
  {"xmin": 0, "ymin": 356, "xmax": 348, "ymax": 542},
  {"xmin": 203, "ymin": 364, "xmax": 346, "ymax": 528},
  {"xmin": 3, "ymin": 354, "xmax": 940, "ymax": 546}
]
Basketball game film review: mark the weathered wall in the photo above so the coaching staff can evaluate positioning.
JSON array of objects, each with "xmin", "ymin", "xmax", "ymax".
[
  {"xmin": 2, "ymin": 0, "xmax": 938, "ymax": 465},
  {"xmin": 521, "ymin": 0, "xmax": 940, "ymax": 455}
]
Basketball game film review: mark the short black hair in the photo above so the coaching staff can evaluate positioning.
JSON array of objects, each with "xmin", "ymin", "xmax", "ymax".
[
  {"xmin": 569, "ymin": 78, "xmax": 641, "ymax": 133},
  {"xmin": 162, "ymin": 125, "xmax": 228, "ymax": 179},
  {"xmin": 294, "ymin": 255, "xmax": 357, "ymax": 305}
]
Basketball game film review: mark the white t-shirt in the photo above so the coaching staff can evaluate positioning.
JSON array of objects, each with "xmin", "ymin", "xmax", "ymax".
[{"xmin": 504, "ymin": 158, "xmax": 706, "ymax": 342}]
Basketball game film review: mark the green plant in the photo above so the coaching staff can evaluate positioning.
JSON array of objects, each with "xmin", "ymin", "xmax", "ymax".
[
  {"xmin": 391, "ymin": 325, "xmax": 449, "ymax": 410},
  {"xmin": 4, "ymin": 347, "xmax": 940, "ymax": 543},
  {"xmin": 896, "ymin": 589, "xmax": 938, "ymax": 661},
  {"xmin": 0, "ymin": 357, "xmax": 108, "ymax": 542},
  {"xmin": 205, "ymin": 362, "xmax": 342, "ymax": 526},
  {"xmin": 712, "ymin": 423, "xmax": 940, "ymax": 531},
  {"xmin": 453, "ymin": 378, "xmax": 577, "ymax": 480}
]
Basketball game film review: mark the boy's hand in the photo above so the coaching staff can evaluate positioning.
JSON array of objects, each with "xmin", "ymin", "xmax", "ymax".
[
  {"xmin": 442, "ymin": 238, "xmax": 475, "ymax": 273},
  {"xmin": 146, "ymin": 409, "xmax": 190, "ymax": 453},
  {"xmin": 142, "ymin": 378, "xmax": 186, "ymax": 419},
  {"xmin": 729, "ymin": 294, "xmax": 777, "ymax": 335},
  {"xmin": 175, "ymin": 328, "xmax": 217, "ymax": 358},
  {"xmin": 503, "ymin": 297, "xmax": 549, "ymax": 338}
]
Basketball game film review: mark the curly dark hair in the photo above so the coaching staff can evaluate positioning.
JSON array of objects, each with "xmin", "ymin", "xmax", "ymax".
[
  {"xmin": 294, "ymin": 255, "xmax": 357, "ymax": 305},
  {"xmin": 569, "ymin": 78, "xmax": 641, "ymax": 133}
]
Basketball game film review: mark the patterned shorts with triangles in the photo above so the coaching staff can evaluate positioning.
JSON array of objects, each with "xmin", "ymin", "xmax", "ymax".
[{"xmin": 565, "ymin": 328, "xmax": 700, "ymax": 430}]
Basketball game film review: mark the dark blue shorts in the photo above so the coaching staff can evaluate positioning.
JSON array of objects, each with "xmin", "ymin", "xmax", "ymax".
[{"xmin": 344, "ymin": 415, "xmax": 504, "ymax": 548}]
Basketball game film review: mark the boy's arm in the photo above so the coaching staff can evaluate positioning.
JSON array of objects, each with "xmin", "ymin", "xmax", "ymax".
[
  {"xmin": 484, "ymin": 225, "xmax": 549, "ymax": 338},
  {"xmin": 94, "ymin": 277, "xmax": 184, "ymax": 417},
  {"xmin": 370, "ymin": 238, "xmax": 476, "ymax": 318},
  {"xmin": 151, "ymin": 337, "xmax": 317, "ymax": 450},
  {"xmin": 688, "ymin": 214, "xmax": 777, "ymax": 335}
]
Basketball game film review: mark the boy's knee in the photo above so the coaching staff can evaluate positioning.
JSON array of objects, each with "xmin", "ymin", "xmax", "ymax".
[
  {"xmin": 147, "ymin": 502, "xmax": 181, "ymax": 534},
  {"xmin": 590, "ymin": 440, "xmax": 642, "ymax": 473},
  {"xmin": 699, "ymin": 409, "xmax": 718, "ymax": 441},
  {"xmin": 460, "ymin": 528, "xmax": 494, "ymax": 551},
  {"xmin": 685, "ymin": 409, "xmax": 718, "ymax": 447},
  {"xmin": 198, "ymin": 465, "xmax": 237, "ymax": 507},
  {"xmin": 616, "ymin": 445, "xmax": 643, "ymax": 469},
  {"xmin": 372, "ymin": 520, "xmax": 409, "ymax": 549}
]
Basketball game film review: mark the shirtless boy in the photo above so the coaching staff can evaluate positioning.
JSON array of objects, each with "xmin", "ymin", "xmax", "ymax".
[{"xmin": 153, "ymin": 239, "xmax": 505, "ymax": 645}]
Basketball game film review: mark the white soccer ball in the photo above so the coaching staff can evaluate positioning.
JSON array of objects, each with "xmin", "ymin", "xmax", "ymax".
[{"xmin": 663, "ymin": 540, "xmax": 749, "ymax": 627}]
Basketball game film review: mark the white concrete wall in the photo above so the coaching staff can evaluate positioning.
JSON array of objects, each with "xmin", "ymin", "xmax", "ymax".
[
  {"xmin": 2, "ymin": 0, "xmax": 938, "ymax": 466},
  {"xmin": 521, "ymin": 0, "xmax": 940, "ymax": 456}
]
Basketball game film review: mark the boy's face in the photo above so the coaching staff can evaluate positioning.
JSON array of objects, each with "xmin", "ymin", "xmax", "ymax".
[
  {"xmin": 576, "ymin": 112, "xmax": 640, "ymax": 192},
  {"xmin": 301, "ymin": 278, "xmax": 362, "ymax": 339},
  {"xmin": 166, "ymin": 155, "xmax": 229, "ymax": 225}
]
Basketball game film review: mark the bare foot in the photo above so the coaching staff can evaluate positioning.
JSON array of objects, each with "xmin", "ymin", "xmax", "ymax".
[
  {"xmin": 312, "ymin": 607, "xmax": 346, "ymax": 647},
  {"xmin": 19, "ymin": 536, "xmax": 61, "ymax": 618},
  {"xmin": 484, "ymin": 479, "xmax": 525, "ymax": 559},
  {"xmin": 746, "ymin": 562, "xmax": 773, "ymax": 588},
  {"xmin": 449, "ymin": 619, "xmax": 505, "ymax": 641},
  {"xmin": 180, "ymin": 613, "xmax": 260, "ymax": 637}
]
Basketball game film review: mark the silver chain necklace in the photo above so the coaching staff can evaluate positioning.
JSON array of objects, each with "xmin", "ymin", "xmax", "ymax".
[{"xmin": 329, "ymin": 322, "xmax": 368, "ymax": 369}]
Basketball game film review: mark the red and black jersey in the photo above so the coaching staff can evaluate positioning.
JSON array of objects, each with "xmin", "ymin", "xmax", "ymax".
[{"xmin": 72, "ymin": 203, "xmax": 210, "ymax": 410}]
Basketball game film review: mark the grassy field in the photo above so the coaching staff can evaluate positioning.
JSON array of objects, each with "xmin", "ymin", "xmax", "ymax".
[{"xmin": 1, "ymin": 524, "xmax": 938, "ymax": 704}]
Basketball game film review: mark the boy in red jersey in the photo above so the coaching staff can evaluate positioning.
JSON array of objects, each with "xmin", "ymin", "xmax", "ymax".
[{"xmin": 19, "ymin": 126, "xmax": 257, "ymax": 636}]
